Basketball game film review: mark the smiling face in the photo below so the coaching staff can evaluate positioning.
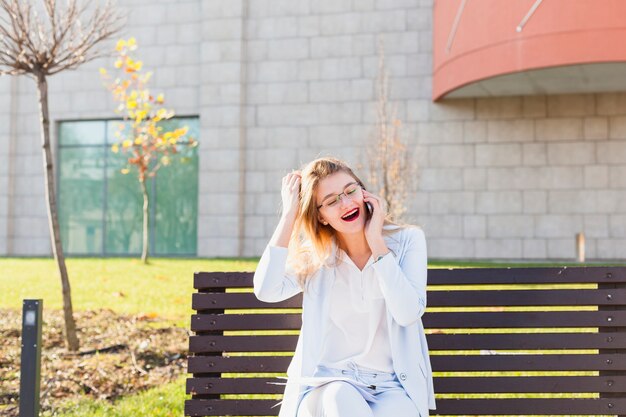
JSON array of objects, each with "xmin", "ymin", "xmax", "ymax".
[{"xmin": 315, "ymin": 171, "xmax": 367, "ymax": 236}]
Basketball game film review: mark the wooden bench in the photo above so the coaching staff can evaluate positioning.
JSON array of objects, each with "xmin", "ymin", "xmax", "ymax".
[{"xmin": 185, "ymin": 266, "xmax": 626, "ymax": 416}]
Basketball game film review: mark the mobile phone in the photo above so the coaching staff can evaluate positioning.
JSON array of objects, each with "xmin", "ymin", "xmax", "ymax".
[{"xmin": 365, "ymin": 202, "xmax": 373, "ymax": 219}]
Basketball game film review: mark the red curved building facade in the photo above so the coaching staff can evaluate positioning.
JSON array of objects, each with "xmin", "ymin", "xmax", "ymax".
[{"xmin": 434, "ymin": 0, "xmax": 626, "ymax": 100}]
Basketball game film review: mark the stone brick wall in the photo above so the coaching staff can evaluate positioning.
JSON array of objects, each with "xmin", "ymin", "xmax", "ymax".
[{"xmin": 1, "ymin": 0, "xmax": 626, "ymax": 260}]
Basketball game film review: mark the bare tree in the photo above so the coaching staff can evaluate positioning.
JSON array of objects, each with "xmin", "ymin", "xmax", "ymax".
[
  {"xmin": 364, "ymin": 38, "xmax": 417, "ymax": 222},
  {"xmin": 0, "ymin": 0, "xmax": 123, "ymax": 351}
]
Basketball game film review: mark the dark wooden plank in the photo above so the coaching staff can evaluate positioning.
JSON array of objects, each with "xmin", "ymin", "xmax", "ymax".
[
  {"xmin": 428, "ymin": 267, "xmax": 626, "ymax": 285},
  {"xmin": 192, "ymin": 292, "xmax": 302, "ymax": 310},
  {"xmin": 187, "ymin": 353, "xmax": 626, "ymax": 374},
  {"xmin": 185, "ymin": 398, "xmax": 626, "ymax": 416},
  {"xmin": 192, "ymin": 288, "xmax": 626, "ymax": 310},
  {"xmin": 427, "ymin": 332, "xmax": 626, "ymax": 350},
  {"xmin": 187, "ymin": 355, "xmax": 292, "ymax": 373},
  {"xmin": 189, "ymin": 335, "xmax": 298, "ymax": 353},
  {"xmin": 186, "ymin": 375, "xmax": 626, "ymax": 395},
  {"xmin": 190, "ymin": 311, "xmax": 626, "ymax": 331},
  {"xmin": 193, "ymin": 267, "xmax": 626, "ymax": 291}
]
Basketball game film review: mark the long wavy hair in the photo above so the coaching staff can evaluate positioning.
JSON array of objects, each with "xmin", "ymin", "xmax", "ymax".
[{"xmin": 286, "ymin": 157, "xmax": 404, "ymax": 287}]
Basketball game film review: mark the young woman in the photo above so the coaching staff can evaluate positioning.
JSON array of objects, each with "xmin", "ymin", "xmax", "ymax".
[{"xmin": 254, "ymin": 157, "xmax": 436, "ymax": 417}]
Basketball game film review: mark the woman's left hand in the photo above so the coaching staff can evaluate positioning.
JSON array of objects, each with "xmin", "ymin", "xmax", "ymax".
[{"xmin": 362, "ymin": 190, "xmax": 388, "ymax": 255}]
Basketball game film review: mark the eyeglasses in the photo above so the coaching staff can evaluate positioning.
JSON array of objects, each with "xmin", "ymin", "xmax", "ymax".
[{"xmin": 317, "ymin": 182, "xmax": 362, "ymax": 209}]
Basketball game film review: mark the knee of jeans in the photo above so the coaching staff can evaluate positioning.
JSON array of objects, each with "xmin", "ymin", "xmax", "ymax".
[{"xmin": 321, "ymin": 381, "xmax": 362, "ymax": 406}]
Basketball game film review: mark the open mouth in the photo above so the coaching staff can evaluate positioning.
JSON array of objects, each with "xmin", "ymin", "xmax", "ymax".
[{"xmin": 341, "ymin": 208, "xmax": 360, "ymax": 222}]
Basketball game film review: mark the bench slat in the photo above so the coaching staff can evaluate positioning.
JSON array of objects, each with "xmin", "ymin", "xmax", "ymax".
[
  {"xmin": 187, "ymin": 353, "xmax": 626, "ymax": 373},
  {"xmin": 186, "ymin": 375, "xmax": 626, "ymax": 395},
  {"xmin": 190, "ymin": 310, "xmax": 626, "ymax": 331},
  {"xmin": 185, "ymin": 398, "xmax": 626, "ymax": 416},
  {"xmin": 193, "ymin": 288, "xmax": 626, "ymax": 310},
  {"xmin": 193, "ymin": 267, "xmax": 626, "ymax": 290}
]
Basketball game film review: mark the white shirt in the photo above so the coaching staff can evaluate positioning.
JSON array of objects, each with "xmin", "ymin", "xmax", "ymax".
[{"xmin": 318, "ymin": 249, "xmax": 394, "ymax": 373}]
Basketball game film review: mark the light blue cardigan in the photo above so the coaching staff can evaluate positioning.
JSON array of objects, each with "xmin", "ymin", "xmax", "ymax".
[{"xmin": 253, "ymin": 226, "xmax": 436, "ymax": 417}]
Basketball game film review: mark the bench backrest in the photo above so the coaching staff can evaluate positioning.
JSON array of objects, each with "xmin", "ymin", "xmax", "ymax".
[{"xmin": 185, "ymin": 267, "xmax": 626, "ymax": 416}]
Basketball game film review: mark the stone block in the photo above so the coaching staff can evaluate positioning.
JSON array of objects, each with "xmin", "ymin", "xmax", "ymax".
[
  {"xmin": 200, "ymin": 171, "xmax": 239, "ymax": 193},
  {"xmin": 351, "ymin": 79, "xmax": 375, "ymax": 101},
  {"xmin": 463, "ymin": 121, "xmax": 487, "ymax": 143},
  {"xmin": 547, "ymin": 142, "xmax": 595, "ymax": 165},
  {"xmin": 258, "ymin": 104, "xmax": 319, "ymax": 126},
  {"xmin": 202, "ymin": 149, "xmax": 240, "ymax": 172},
  {"xmin": 463, "ymin": 168, "xmax": 486, "ymax": 190},
  {"xmin": 319, "ymin": 102, "xmax": 362, "ymax": 125},
  {"xmin": 476, "ymin": 97, "xmax": 523, "ymax": 119},
  {"xmin": 252, "ymin": 61, "xmax": 299, "ymax": 82},
  {"xmin": 418, "ymin": 30, "xmax": 432, "ymax": 52},
  {"xmin": 406, "ymin": 100, "xmax": 430, "ymax": 121},
  {"xmin": 267, "ymin": 82, "xmax": 309, "ymax": 104},
  {"xmin": 523, "ymin": 190, "xmax": 547, "ymax": 214},
  {"xmin": 298, "ymin": 60, "xmax": 320, "ymax": 81},
  {"xmin": 12, "ymin": 237, "xmax": 50, "ymax": 256},
  {"xmin": 597, "ymin": 141, "xmax": 626, "ymax": 164},
  {"xmin": 416, "ymin": 122, "xmax": 463, "ymax": 144},
  {"xmin": 547, "ymin": 94, "xmax": 595, "ymax": 117},
  {"xmin": 428, "ymin": 144, "xmax": 474, "ymax": 167},
  {"xmin": 197, "ymin": 237, "xmax": 238, "ymax": 257},
  {"xmin": 428, "ymin": 191, "xmax": 474, "ymax": 214},
  {"xmin": 596, "ymin": 92, "xmax": 626, "ymax": 116},
  {"xmin": 198, "ymin": 215, "xmax": 239, "ymax": 238},
  {"xmin": 428, "ymin": 238, "xmax": 474, "ymax": 259},
  {"xmin": 609, "ymin": 116, "xmax": 626, "ymax": 140},
  {"xmin": 352, "ymin": 34, "xmax": 376, "ymax": 55},
  {"xmin": 430, "ymin": 99, "xmax": 475, "ymax": 121},
  {"xmin": 200, "ymin": 105, "xmax": 241, "ymax": 127},
  {"xmin": 381, "ymin": 32, "xmax": 421, "ymax": 55},
  {"xmin": 202, "ymin": 62, "xmax": 241, "ymax": 84},
  {"xmin": 584, "ymin": 214, "xmax": 609, "ymax": 238},
  {"xmin": 522, "ymin": 143, "xmax": 547, "ymax": 166},
  {"xmin": 389, "ymin": 77, "xmax": 423, "ymax": 100},
  {"xmin": 406, "ymin": 9, "xmax": 432, "ymax": 31},
  {"xmin": 202, "ymin": 18, "xmax": 242, "ymax": 40},
  {"xmin": 583, "ymin": 117, "xmax": 608, "ymax": 140},
  {"xmin": 583, "ymin": 165, "xmax": 608, "ymax": 188},
  {"xmin": 310, "ymin": 0, "xmax": 352, "ymax": 13},
  {"xmin": 535, "ymin": 118, "xmax": 583, "ymax": 141},
  {"xmin": 596, "ymin": 190, "xmax": 626, "ymax": 214},
  {"xmin": 320, "ymin": 57, "xmax": 363, "ymax": 80},
  {"xmin": 487, "ymin": 120, "xmax": 534, "ymax": 143},
  {"xmin": 523, "ymin": 239, "xmax": 547, "ymax": 258},
  {"xmin": 547, "ymin": 239, "xmax": 576, "ymax": 259},
  {"xmin": 419, "ymin": 168, "xmax": 463, "ymax": 190},
  {"xmin": 267, "ymin": 38, "xmax": 310, "ymax": 60},
  {"xmin": 609, "ymin": 215, "xmax": 626, "ymax": 238},
  {"xmin": 319, "ymin": 13, "xmax": 361, "ymax": 35},
  {"xmin": 534, "ymin": 214, "xmax": 583, "ymax": 238},
  {"xmin": 406, "ymin": 53, "xmax": 432, "ymax": 77},
  {"xmin": 310, "ymin": 36, "xmax": 353, "ymax": 58},
  {"xmin": 596, "ymin": 239, "xmax": 626, "ymax": 259},
  {"xmin": 244, "ymin": 216, "xmax": 267, "ymax": 238},
  {"xmin": 202, "ymin": 0, "xmax": 242, "ymax": 18},
  {"xmin": 199, "ymin": 193, "xmax": 240, "ymax": 216},
  {"xmin": 548, "ymin": 190, "xmax": 597, "ymax": 214},
  {"xmin": 608, "ymin": 166, "xmax": 626, "ymax": 188},
  {"xmin": 476, "ymin": 144, "xmax": 522, "ymax": 167},
  {"xmin": 475, "ymin": 239, "xmax": 522, "ymax": 259},
  {"xmin": 475, "ymin": 191, "xmax": 522, "ymax": 214},
  {"xmin": 201, "ymin": 41, "xmax": 241, "ymax": 62},
  {"xmin": 251, "ymin": 17, "xmax": 299, "ymax": 39},
  {"xmin": 252, "ymin": 148, "xmax": 298, "ymax": 171},
  {"xmin": 487, "ymin": 167, "xmax": 584, "ymax": 190},
  {"xmin": 361, "ymin": 10, "xmax": 407, "ymax": 32},
  {"xmin": 488, "ymin": 215, "xmax": 534, "ymax": 238},
  {"xmin": 245, "ymin": 171, "xmax": 267, "ymax": 193},
  {"xmin": 522, "ymin": 96, "xmax": 547, "ymax": 118},
  {"xmin": 418, "ymin": 215, "xmax": 463, "ymax": 237},
  {"xmin": 362, "ymin": 55, "xmax": 407, "ymax": 78},
  {"xmin": 296, "ymin": 16, "xmax": 320, "ymax": 37},
  {"xmin": 464, "ymin": 215, "xmax": 486, "ymax": 238}
]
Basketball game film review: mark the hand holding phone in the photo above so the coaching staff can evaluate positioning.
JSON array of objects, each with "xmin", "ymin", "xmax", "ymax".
[{"xmin": 365, "ymin": 201, "xmax": 373, "ymax": 220}]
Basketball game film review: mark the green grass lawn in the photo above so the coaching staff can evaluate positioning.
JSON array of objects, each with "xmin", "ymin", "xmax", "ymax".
[{"xmin": 0, "ymin": 257, "xmax": 258, "ymax": 325}]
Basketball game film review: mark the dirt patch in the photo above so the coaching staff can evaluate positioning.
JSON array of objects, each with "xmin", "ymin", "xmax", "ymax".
[{"xmin": 0, "ymin": 308, "xmax": 189, "ymax": 416}]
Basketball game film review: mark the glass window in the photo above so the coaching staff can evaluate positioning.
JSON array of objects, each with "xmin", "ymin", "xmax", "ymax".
[{"xmin": 58, "ymin": 118, "xmax": 199, "ymax": 256}]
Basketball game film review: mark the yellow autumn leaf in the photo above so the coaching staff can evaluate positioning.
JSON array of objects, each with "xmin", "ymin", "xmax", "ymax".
[
  {"xmin": 111, "ymin": 144, "xmax": 119, "ymax": 153},
  {"xmin": 127, "ymin": 37, "xmax": 137, "ymax": 50},
  {"xmin": 114, "ymin": 60, "xmax": 123, "ymax": 69},
  {"xmin": 127, "ymin": 100, "xmax": 137, "ymax": 109},
  {"xmin": 99, "ymin": 68, "xmax": 107, "ymax": 75},
  {"xmin": 156, "ymin": 94, "xmax": 164, "ymax": 104},
  {"xmin": 134, "ymin": 137, "xmax": 143, "ymax": 145},
  {"xmin": 135, "ymin": 61, "xmax": 143, "ymax": 71},
  {"xmin": 115, "ymin": 39, "xmax": 126, "ymax": 52},
  {"xmin": 120, "ymin": 168, "xmax": 130, "ymax": 175},
  {"xmin": 122, "ymin": 140, "xmax": 132, "ymax": 148}
]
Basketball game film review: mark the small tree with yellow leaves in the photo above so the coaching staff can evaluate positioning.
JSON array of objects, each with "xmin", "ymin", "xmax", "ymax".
[{"xmin": 101, "ymin": 38, "xmax": 196, "ymax": 263}]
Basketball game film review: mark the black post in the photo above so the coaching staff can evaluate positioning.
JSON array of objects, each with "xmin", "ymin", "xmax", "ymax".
[{"xmin": 19, "ymin": 299, "xmax": 43, "ymax": 417}]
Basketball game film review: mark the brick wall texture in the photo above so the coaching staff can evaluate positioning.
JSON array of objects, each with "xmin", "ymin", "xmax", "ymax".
[{"xmin": 1, "ymin": 0, "xmax": 626, "ymax": 260}]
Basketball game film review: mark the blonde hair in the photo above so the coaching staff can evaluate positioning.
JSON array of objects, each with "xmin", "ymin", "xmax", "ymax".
[{"xmin": 286, "ymin": 157, "xmax": 405, "ymax": 286}]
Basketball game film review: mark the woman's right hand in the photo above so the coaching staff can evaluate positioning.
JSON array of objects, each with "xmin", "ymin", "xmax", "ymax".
[{"xmin": 281, "ymin": 171, "xmax": 301, "ymax": 219}]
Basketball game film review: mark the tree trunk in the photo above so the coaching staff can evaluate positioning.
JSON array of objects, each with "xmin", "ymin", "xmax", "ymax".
[
  {"xmin": 140, "ymin": 178, "xmax": 149, "ymax": 264},
  {"xmin": 35, "ymin": 72, "xmax": 79, "ymax": 352}
]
